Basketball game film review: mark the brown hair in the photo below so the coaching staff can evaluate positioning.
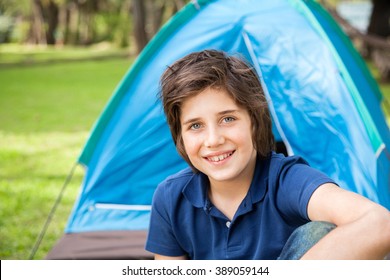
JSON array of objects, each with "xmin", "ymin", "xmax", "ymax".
[{"xmin": 160, "ymin": 49, "xmax": 275, "ymax": 169}]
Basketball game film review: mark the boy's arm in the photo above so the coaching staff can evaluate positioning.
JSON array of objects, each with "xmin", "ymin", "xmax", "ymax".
[{"xmin": 303, "ymin": 183, "xmax": 390, "ymax": 259}]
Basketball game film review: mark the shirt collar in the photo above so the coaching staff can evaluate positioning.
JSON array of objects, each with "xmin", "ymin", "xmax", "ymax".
[
  {"xmin": 249, "ymin": 155, "xmax": 269, "ymax": 204},
  {"xmin": 182, "ymin": 171, "xmax": 209, "ymax": 209},
  {"xmin": 182, "ymin": 155, "xmax": 269, "ymax": 209}
]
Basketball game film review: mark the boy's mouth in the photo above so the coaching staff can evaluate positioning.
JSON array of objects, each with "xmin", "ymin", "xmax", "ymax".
[{"xmin": 205, "ymin": 151, "xmax": 235, "ymax": 162}]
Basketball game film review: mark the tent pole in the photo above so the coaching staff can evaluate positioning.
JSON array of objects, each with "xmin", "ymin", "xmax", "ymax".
[{"xmin": 29, "ymin": 163, "xmax": 78, "ymax": 260}]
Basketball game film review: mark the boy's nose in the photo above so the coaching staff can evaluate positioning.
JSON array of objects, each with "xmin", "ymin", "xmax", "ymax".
[{"xmin": 204, "ymin": 127, "xmax": 224, "ymax": 148}]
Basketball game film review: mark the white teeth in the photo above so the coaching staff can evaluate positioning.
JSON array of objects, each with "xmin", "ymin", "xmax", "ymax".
[{"xmin": 207, "ymin": 152, "xmax": 232, "ymax": 162}]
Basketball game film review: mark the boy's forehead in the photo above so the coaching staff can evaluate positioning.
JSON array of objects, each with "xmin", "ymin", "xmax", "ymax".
[
  {"xmin": 183, "ymin": 87, "xmax": 235, "ymax": 105},
  {"xmin": 180, "ymin": 88, "xmax": 246, "ymax": 121}
]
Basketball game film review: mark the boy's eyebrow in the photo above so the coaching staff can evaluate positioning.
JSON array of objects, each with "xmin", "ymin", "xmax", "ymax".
[
  {"xmin": 181, "ymin": 109, "xmax": 240, "ymax": 125},
  {"xmin": 182, "ymin": 117, "xmax": 201, "ymax": 126},
  {"xmin": 217, "ymin": 109, "xmax": 239, "ymax": 116}
]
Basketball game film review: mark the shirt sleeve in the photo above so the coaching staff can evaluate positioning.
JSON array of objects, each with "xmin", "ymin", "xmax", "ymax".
[
  {"xmin": 145, "ymin": 181, "xmax": 186, "ymax": 257},
  {"xmin": 274, "ymin": 156, "xmax": 337, "ymax": 224}
]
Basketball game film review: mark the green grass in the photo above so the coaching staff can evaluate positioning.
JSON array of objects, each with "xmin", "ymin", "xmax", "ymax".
[
  {"xmin": 0, "ymin": 43, "xmax": 129, "ymax": 65},
  {"xmin": 0, "ymin": 59, "xmax": 131, "ymax": 133},
  {"xmin": 0, "ymin": 132, "xmax": 86, "ymax": 259},
  {"xmin": 0, "ymin": 49, "xmax": 132, "ymax": 259}
]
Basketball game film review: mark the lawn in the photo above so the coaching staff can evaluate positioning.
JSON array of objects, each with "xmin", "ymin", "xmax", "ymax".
[
  {"xmin": 0, "ymin": 47, "xmax": 132, "ymax": 260},
  {"xmin": 0, "ymin": 45, "xmax": 389, "ymax": 260}
]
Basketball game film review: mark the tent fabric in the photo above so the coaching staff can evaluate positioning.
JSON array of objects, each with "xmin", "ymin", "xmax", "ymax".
[{"xmin": 47, "ymin": 0, "xmax": 390, "ymax": 259}]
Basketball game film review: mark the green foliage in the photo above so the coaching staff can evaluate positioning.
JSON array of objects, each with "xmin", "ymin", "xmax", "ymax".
[
  {"xmin": 0, "ymin": 49, "xmax": 131, "ymax": 259},
  {"xmin": 0, "ymin": 0, "xmax": 137, "ymax": 46},
  {"xmin": 0, "ymin": 0, "xmax": 31, "ymax": 16}
]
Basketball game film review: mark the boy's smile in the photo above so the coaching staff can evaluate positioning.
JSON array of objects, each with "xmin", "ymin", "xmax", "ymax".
[
  {"xmin": 180, "ymin": 87, "xmax": 257, "ymax": 188},
  {"xmin": 204, "ymin": 150, "xmax": 235, "ymax": 163}
]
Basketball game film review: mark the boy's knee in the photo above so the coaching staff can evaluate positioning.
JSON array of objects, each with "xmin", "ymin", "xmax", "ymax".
[
  {"xmin": 295, "ymin": 221, "xmax": 336, "ymax": 243},
  {"xmin": 278, "ymin": 221, "xmax": 336, "ymax": 260}
]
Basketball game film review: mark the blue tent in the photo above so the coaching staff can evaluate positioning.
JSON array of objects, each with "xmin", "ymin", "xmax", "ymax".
[{"xmin": 47, "ymin": 0, "xmax": 390, "ymax": 259}]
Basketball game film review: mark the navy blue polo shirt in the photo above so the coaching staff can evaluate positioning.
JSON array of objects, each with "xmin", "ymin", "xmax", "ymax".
[{"xmin": 145, "ymin": 152, "xmax": 336, "ymax": 259}]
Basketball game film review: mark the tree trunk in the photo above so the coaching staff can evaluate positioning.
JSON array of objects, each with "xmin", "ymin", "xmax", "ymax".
[
  {"xmin": 45, "ymin": 1, "xmax": 59, "ymax": 45},
  {"xmin": 58, "ymin": 3, "xmax": 70, "ymax": 45},
  {"xmin": 366, "ymin": 0, "xmax": 390, "ymax": 81},
  {"xmin": 28, "ymin": 0, "xmax": 46, "ymax": 45},
  {"xmin": 133, "ymin": 0, "xmax": 148, "ymax": 54},
  {"xmin": 151, "ymin": 0, "xmax": 167, "ymax": 35},
  {"xmin": 367, "ymin": 0, "xmax": 390, "ymax": 38},
  {"xmin": 173, "ymin": 0, "xmax": 186, "ymax": 14},
  {"xmin": 67, "ymin": 2, "xmax": 81, "ymax": 45},
  {"xmin": 79, "ymin": 0, "xmax": 97, "ymax": 45},
  {"xmin": 117, "ymin": 0, "xmax": 132, "ymax": 48}
]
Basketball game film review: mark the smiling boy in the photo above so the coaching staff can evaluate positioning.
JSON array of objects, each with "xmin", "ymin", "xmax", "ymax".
[{"xmin": 145, "ymin": 50, "xmax": 390, "ymax": 260}]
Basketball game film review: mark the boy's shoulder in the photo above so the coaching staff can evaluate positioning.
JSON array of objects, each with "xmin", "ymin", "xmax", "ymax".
[
  {"xmin": 157, "ymin": 167, "xmax": 196, "ymax": 191},
  {"xmin": 269, "ymin": 152, "xmax": 308, "ymax": 167},
  {"xmin": 164, "ymin": 167, "xmax": 195, "ymax": 182},
  {"xmin": 266, "ymin": 152, "xmax": 309, "ymax": 180},
  {"xmin": 153, "ymin": 167, "xmax": 200, "ymax": 204}
]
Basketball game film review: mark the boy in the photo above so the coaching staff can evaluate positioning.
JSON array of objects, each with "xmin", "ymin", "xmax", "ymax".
[{"xmin": 145, "ymin": 50, "xmax": 390, "ymax": 259}]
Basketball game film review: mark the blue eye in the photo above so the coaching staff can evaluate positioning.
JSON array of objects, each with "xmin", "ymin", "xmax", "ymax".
[
  {"xmin": 223, "ymin": 117, "xmax": 235, "ymax": 123},
  {"xmin": 190, "ymin": 123, "xmax": 201, "ymax": 130}
]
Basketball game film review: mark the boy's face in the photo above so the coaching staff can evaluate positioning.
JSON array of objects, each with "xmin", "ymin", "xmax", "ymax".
[{"xmin": 180, "ymin": 87, "xmax": 257, "ymax": 187}]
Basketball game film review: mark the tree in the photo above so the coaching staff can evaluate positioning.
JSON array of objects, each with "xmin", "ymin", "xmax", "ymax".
[
  {"xmin": 28, "ymin": 0, "xmax": 47, "ymax": 44},
  {"xmin": 131, "ymin": 0, "xmax": 187, "ymax": 54},
  {"xmin": 366, "ymin": 0, "xmax": 390, "ymax": 81},
  {"xmin": 367, "ymin": 0, "xmax": 390, "ymax": 38},
  {"xmin": 26, "ymin": 0, "xmax": 60, "ymax": 45},
  {"xmin": 45, "ymin": 0, "xmax": 59, "ymax": 44},
  {"xmin": 0, "ymin": 0, "xmax": 188, "ymax": 48},
  {"xmin": 132, "ymin": 0, "xmax": 148, "ymax": 53}
]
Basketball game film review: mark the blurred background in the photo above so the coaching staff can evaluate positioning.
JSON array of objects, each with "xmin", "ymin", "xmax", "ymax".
[
  {"xmin": 0, "ymin": 0, "xmax": 187, "ymax": 54},
  {"xmin": 0, "ymin": 0, "xmax": 389, "ymax": 260}
]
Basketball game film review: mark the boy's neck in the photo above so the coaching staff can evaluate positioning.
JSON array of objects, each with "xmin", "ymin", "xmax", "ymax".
[{"xmin": 207, "ymin": 154, "xmax": 257, "ymax": 220}]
